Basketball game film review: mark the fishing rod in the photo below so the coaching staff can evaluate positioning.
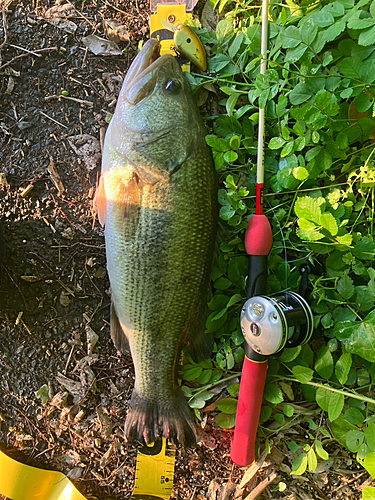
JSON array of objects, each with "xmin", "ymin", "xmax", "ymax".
[{"xmin": 230, "ymin": 0, "xmax": 314, "ymax": 467}]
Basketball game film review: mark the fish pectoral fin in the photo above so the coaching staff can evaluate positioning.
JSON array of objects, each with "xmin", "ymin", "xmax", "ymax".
[
  {"xmin": 93, "ymin": 175, "xmax": 107, "ymax": 226},
  {"xmin": 118, "ymin": 172, "xmax": 142, "ymax": 218},
  {"xmin": 110, "ymin": 302, "xmax": 130, "ymax": 354}
]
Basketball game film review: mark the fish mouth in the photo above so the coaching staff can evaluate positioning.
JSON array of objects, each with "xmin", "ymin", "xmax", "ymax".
[{"xmin": 122, "ymin": 39, "xmax": 174, "ymax": 105}]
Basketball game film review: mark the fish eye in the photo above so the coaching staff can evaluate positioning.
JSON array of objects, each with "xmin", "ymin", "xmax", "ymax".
[{"xmin": 165, "ymin": 80, "xmax": 180, "ymax": 93}]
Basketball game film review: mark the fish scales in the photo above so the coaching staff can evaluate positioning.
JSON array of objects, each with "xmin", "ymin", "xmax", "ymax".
[{"xmin": 95, "ymin": 39, "xmax": 217, "ymax": 447}]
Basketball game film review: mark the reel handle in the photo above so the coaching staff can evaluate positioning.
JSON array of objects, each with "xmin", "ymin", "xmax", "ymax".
[{"xmin": 230, "ymin": 351, "xmax": 268, "ymax": 466}]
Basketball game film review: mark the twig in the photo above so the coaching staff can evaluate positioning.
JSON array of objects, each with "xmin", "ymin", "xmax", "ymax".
[
  {"xmin": 8, "ymin": 43, "xmax": 42, "ymax": 57},
  {"xmin": 39, "ymin": 110, "xmax": 68, "ymax": 129},
  {"xmin": 0, "ymin": 46, "xmax": 58, "ymax": 71},
  {"xmin": 44, "ymin": 94, "xmax": 94, "ymax": 107},
  {"xmin": 63, "ymin": 345, "xmax": 75, "ymax": 375},
  {"xmin": 66, "ymin": 0, "xmax": 96, "ymax": 28},
  {"xmin": 104, "ymin": 0, "xmax": 137, "ymax": 18},
  {"xmin": 245, "ymin": 469, "xmax": 277, "ymax": 499},
  {"xmin": 0, "ymin": 9, "xmax": 8, "ymax": 51}
]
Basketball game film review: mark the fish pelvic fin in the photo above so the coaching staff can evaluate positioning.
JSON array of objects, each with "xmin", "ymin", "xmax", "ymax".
[
  {"xmin": 124, "ymin": 387, "xmax": 196, "ymax": 448},
  {"xmin": 110, "ymin": 302, "xmax": 130, "ymax": 354},
  {"xmin": 93, "ymin": 175, "xmax": 107, "ymax": 226}
]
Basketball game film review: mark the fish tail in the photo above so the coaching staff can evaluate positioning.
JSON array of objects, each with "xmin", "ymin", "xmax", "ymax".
[{"xmin": 124, "ymin": 388, "xmax": 196, "ymax": 447}]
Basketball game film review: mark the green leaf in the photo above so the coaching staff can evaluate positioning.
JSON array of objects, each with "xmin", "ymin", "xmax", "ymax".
[
  {"xmin": 364, "ymin": 452, "xmax": 375, "ymax": 477},
  {"xmin": 315, "ymin": 440, "xmax": 329, "ymax": 460},
  {"xmin": 224, "ymin": 151, "xmax": 238, "ymax": 163},
  {"xmin": 314, "ymin": 346, "xmax": 334, "ymax": 380},
  {"xmin": 216, "ymin": 398, "xmax": 238, "ymax": 414},
  {"xmin": 335, "ymin": 311, "xmax": 375, "ymax": 362},
  {"xmin": 292, "ymin": 365, "xmax": 314, "ymax": 384},
  {"xmin": 359, "ymin": 25, "xmax": 375, "ymax": 46},
  {"xmin": 281, "ymin": 141, "xmax": 294, "ymax": 158},
  {"xmin": 292, "ymin": 166, "xmax": 309, "ymax": 180},
  {"xmin": 337, "ymin": 275, "xmax": 355, "ymax": 299},
  {"xmin": 182, "ymin": 365, "xmax": 203, "ymax": 381},
  {"xmin": 280, "ymin": 26, "xmax": 301, "ymax": 48},
  {"xmin": 206, "ymin": 135, "xmax": 230, "ymax": 152},
  {"xmin": 335, "ymin": 353, "xmax": 352, "ymax": 384},
  {"xmin": 363, "ymin": 487, "xmax": 375, "ymax": 500},
  {"xmin": 214, "ymin": 277, "xmax": 232, "ymax": 290},
  {"xmin": 328, "ymin": 392, "xmax": 345, "ymax": 422},
  {"xmin": 337, "ymin": 57, "xmax": 363, "ymax": 80},
  {"xmin": 331, "ymin": 414, "xmax": 358, "ymax": 446},
  {"xmin": 346, "ymin": 430, "xmax": 364, "ymax": 452},
  {"xmin": 325, "ymin": 19, "xmax": 346, "ymax": 42},
  {"xmin": 227, "ymin": 383, "xmax": 240, "ymax": 397},
  {"xmin": 289, "ymin": 83, "xmax": 312, "ymax": 105},
  {"xmin": 353, "ymin": 240, "xmax": 375, "ymax": 260},
  {"xmin": 316, "ymin": 386, "xmax": 330, "ymax": 411},
  {"xmin": 216, "ymin": 412, "xmax": 236, "ymax": 429},
  {"xmin": 307, "ymin": 447, "xmax": 318, "ymax": 472},
  {"xmin": 227, "ymin": 294, "xmax": 243, "ymax": 308},
  {"xmin": 269, "ymin": 136, "xmax": 286, "ymax": 149},
  {"xmin": 295, "ymin": 196, "xmax": 325, "ymax": 223},
  {"xmin": 36, "ymin": 384, "xmax": 49, "ymax": 405},
  {"xmin": 291, "ymin": 453, "xmax": 308, "ymax": 475},
  {"xmin": 345, "ymin": 407, "xmax": 365, "ymax": 425},
  {"xmin": 263, "ymin": 383, "xmax": 284, "ymax": 404},
  {"xmin": 283, "ymin": 405, "xmax": 294, "ymax": 417},
  {"xmin": 355, "ymin": 286, "xmax": 374, "ymax": 312}
]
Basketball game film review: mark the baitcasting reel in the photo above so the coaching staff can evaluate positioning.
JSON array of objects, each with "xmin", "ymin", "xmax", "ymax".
[{"xmin": 240, "ymin": 266, "xmax": 314, "ymax": 357}]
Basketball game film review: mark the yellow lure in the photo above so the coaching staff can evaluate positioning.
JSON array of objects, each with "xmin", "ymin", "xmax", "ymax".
[{"xmin": 173, "ymin": 24, "xmax": 207, "ymax": 72}]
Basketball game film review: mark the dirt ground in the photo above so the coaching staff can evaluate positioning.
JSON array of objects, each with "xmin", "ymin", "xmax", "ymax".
[{"xmin": 0, "ymin": 1, "xmax": 374, "ymax": 499}]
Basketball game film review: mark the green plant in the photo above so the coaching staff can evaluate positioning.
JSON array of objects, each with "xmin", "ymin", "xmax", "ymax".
[{"xmin": 181, "ymin": 0, "xmax": 375, "ymax": 486}]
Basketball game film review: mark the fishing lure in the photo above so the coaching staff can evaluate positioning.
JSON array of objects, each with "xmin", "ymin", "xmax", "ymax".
[{"xmin": 162, "ymin": 19, "xmax": 207, "ymax": 71}]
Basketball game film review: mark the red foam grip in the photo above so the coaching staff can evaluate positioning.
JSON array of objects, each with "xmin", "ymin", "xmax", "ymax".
[
  {"xmin": 230, "ymin": 357, "xmax": 268, "ymax": 466},
  {"xmin": 244, "ymin": 215, "xmax": 273, "ymax": 256}
]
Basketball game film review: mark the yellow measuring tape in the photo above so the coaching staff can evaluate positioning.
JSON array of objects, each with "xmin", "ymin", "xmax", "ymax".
[
  {"xmin": 0, "ymin": 449, "xmax": 87, "ymax": 500},
  {"xmin": 132, "ymin": 439, "xmax": 176, "ymax": 500}
]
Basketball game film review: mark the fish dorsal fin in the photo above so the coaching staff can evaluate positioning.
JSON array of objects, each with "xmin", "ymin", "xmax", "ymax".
[{"xmin": 93, "ymin": 175, "xmax": 107, "ymax": 227}]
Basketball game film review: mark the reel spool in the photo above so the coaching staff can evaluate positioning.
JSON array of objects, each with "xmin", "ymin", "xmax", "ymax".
[{"xmin": 240, "ymin": 290, "xmax": 313, "ymax": 357}]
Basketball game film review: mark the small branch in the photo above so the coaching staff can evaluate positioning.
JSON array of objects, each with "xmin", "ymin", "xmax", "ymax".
[
  {"xmin": 39, "ymin": 110, "xmax": 68, "ymax": 129},
  {"xmin": 0, "ymin": 9, "xmax": 8, "ymax": 51},
  {"xmin": 0, "ymin": 46, "xmax": 57, "ymax": 71},
  {"xmin": 8, "ymin": 43, "xmax": 42, "ymax": 57}
]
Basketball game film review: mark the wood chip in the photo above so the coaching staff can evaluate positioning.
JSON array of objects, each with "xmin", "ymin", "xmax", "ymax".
[
  {"xmin": 47, "ymin": 157, "xmax": 65, "ymax": 196},
  {"xmin": 19, "ymin": 184, "xmax": 34, "ymax": 197},
  {"xmin": 240, "ymin": 448, "xmax": 268, "ymax": 489}
]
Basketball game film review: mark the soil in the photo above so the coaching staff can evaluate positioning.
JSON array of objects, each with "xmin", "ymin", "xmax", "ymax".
[{"xmin": 0, "ymin": 1, "xmax": 374, "ymax": 500}]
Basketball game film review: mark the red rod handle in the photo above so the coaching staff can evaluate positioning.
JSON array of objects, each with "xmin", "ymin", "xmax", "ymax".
[{"xmin": 230, "ymin": 356, "xmax": 268, "ymax": 466}]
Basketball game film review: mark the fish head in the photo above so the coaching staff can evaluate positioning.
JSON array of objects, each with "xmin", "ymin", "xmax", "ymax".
[{"xmin": 109, "ymin": 38, "xmax": 205, "ymax": 178}]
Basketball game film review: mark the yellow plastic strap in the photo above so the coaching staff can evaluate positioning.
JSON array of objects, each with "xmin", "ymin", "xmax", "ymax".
[
  {"xmin": 132, "ymin": 439, "xmax": 176, "ymax": 500},
  {"xmin": 150, "ymin": 4, "xmax": 191, "ymax": 72},
  {"xmin": 0, "ymin": 449, "xmax": 87, "ymax": 500}
]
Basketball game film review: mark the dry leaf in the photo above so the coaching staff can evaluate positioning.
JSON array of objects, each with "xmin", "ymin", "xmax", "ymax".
[
  {"xmin": 47, "ymin": 18, "xmax": 77, "ymax": 34},
  {"xmin": 82, "ymin": 35, "xmax": 122, "ymax": 56},
  {"xmin": 45, "ymin": 4, "xmax": 75, "ymax": 18},
  {"xmin": 67, "ymin": 134, "xmax": 101, "ymax": 171},
  {"xmin": 60, "ymin": 291, "xmax": 71, "ymax": 307},
  {"xmin": 48, "ymin": 158, "xmax": 65, "ymax": 196},
  {"xmin": 21, "ymin": 275, "xmax": 42, "ymax": 282},
  {"xmin": 5, "ymin": 76, "xmax": 15, "ymax": 94},
  {"xmin": 86, "ymin": 324, "xmax": 99, "ymax": 356},
  {"xmin": 99, "ymin": 441, "xmax": 116, "ymax": 469},
  {"xmin": 56, "ymin": 372, "xmax": 84, "ymax": 400},
  {"xmin": 104, "ymin": 19, "xmax": 130, "ymax": 43}
]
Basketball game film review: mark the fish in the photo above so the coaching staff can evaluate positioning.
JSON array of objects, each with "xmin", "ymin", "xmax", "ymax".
[{"xmin": 94, "ymin": 39, "xmax": 218, "ymax": 447}]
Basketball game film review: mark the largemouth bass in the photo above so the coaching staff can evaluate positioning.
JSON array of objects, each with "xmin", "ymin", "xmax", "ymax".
[{"xmin": 95, "ymin": 39, "xmax": 217, "ymax": 447}]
